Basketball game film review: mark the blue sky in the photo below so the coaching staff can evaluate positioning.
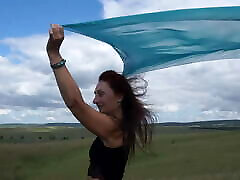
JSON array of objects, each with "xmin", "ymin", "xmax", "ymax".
[
  {"xmin": 0, "ymin": 0, "xmax": 102, "ymax": 56},
  {"xmin": 0, "ymin": 0, "xmax": 102, "ymax": 39},
  {"xmin": 1, "ymin": 0, "xmax": 240, "ymax": 124}
]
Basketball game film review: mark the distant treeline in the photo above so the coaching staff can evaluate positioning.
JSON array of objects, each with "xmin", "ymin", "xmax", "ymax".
[
  {"xmin": 190, "ymin": 127, "xmax": 240, "ymax": 131},
  {"xmin": 45, "ymin": 123, "xmax": 82, "ymax": 127},
  {"xmin": 1, "ymin": 119, "xmax": 240, "ymax": 128},
  {"xmin": 156, "ymin": 119, "xmax": 240, "ymax": 127}
]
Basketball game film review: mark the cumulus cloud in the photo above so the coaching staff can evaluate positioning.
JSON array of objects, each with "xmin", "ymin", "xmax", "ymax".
[
  {"xmin": 0, "ymin": 109, "xmax": 11, "ymax": 115},
  {"xmin": 0, "ymin": 107, "xmax": 78, "ymax": 124},
  {"xmin": 144, "ymin": 60, "xmax": 240, "ymax": 122},
  {"xmin": 100, "ymin": 0, "xmax": 240, "ymax": 18},
  {"xmin": 62, "ymin": 34, "xmax": 123, "ymax": 89}
]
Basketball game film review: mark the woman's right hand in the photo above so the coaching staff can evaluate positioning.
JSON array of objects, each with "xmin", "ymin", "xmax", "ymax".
[{"xmin": 46, "ymin": 24, "xmax": 64, "ymax": 55}]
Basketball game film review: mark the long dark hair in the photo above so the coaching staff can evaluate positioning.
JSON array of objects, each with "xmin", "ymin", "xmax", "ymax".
[{"xmin": 99, "ymin": 70, "xmax": 156, "ymax": 157}]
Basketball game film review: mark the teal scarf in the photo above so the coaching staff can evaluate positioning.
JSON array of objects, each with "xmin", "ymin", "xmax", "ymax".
[{"xmin": 63, "ymin": 6, "xmax": 240, "ymax": 76}]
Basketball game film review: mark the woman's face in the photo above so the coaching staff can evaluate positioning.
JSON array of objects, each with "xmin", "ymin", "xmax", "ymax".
[{"xmin": 93, "ymin": 80, "xmax": 122, "ymax": 114}]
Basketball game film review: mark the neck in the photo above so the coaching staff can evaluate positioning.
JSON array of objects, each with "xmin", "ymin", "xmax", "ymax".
[{"xmin": 108, "ymin": 107, "xmax": 123, "ymax": 122}]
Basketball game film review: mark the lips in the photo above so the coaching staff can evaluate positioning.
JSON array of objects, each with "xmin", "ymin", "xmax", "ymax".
[{"xmin": 97, "ymin": 105, "xmax": 103, "ymax": 111}]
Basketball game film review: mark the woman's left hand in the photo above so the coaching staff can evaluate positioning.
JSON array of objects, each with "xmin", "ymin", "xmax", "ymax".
[{"xmin": 46, "ymin": 24, "xmax": 64, "ymax": 55}]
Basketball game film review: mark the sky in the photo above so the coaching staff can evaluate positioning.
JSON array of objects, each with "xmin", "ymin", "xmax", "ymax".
[{"xmin": 1, "ymin": 0, "xmax": 240, "ymax": 124}]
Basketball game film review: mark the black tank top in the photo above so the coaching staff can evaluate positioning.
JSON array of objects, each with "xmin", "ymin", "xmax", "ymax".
[{"xmin": 88, "ymin": 136, "xmax": 130, "ymax": 180}]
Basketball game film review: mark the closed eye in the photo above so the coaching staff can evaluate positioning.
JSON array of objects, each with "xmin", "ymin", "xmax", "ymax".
[{"xmin": 94, "ymin": 90, "xmax": 105, "ymax": 97}]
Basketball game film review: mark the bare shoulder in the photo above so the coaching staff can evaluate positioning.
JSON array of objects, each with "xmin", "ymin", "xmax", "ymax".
[
  {"xmin": 101, "ymin": 125, "xmax": 124, "ymax": 148},
  {"xmin": 69, "ymin": 102, "xmax": 120, "ymax": 139}
]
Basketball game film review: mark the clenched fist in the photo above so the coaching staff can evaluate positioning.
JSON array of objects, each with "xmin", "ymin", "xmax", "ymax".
[{"xmin": 46, "ymin": 24, "xmax": 64, "ymax": 54}]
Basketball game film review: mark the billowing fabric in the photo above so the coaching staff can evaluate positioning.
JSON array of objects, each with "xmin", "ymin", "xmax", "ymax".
[{"xmin": 63, "ymin": 6, "xmax": 240, "ymax": 76}]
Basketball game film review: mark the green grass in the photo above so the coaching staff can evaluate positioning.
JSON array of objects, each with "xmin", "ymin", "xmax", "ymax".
[
  {"xmin": 1, "ymin": 126, "xmax": 240, "ymax": 180},
  {"xmin": 0, "ymin": 139, "xmax": 91, "ymax": 180},
  {"xmin": 125, "ymin": 129, "xmax": 240, "ymax": 180}
]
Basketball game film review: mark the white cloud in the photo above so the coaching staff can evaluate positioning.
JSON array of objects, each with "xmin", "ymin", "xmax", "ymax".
[
  {"xmin": 144, "ymin": 60, "xmax": 240, "ymax": 121},
  {"xmin": 46, "ymin": 116, "xmax": 56, "ymax": 121},
  {"xmin": 0, "ymin": 56, "xmax": 7, "ymax": 62},
  {"xmin": 62, "ymin": 34, "xmax": 123, "ymax": 88},
  {"xmin": 201, "ymin": 109, "xmax": 240, "ymax": 120},
  {"xmin": 100, "ymin": 0, "xmax": 240, "ymax": 18},
  {"xmin": 0, "ymin": 107, "xmax": 78, "ymax": 124},
  {"xmin": 155, "ymin": 104, "xmax": 179, "ymax": 113},
  {"xmin": 0, "ymin": 109, "xmax": 11, "ymax": 115}
]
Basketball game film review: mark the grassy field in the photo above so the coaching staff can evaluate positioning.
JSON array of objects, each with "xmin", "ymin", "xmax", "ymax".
[{"xmin": 1, "ymin": 126, "xmax": 240, "ymax": 180}]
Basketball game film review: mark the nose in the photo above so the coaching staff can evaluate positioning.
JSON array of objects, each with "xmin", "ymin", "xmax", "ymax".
[{"xmin": 93, "ymin": 96, "xmax": 98, "ymax": 104}]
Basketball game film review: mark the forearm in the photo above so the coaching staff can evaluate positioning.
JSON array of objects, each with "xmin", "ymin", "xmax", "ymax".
[
  {"xmin": 46, "ymin": 24, "xmax": 85, "ymax": 108},
  {"xmin": 48, "ymin": 53, "xmax": 85, "ymax": 108}
]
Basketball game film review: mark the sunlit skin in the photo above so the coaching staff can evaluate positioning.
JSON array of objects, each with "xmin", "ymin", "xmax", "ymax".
[
  {"xmin": 88, "ymin": 81, "xmax": 123, "ymax": 180},
  {"xmin": 93, "ymin": 80, "xmax": 123, "ymax": 122}
]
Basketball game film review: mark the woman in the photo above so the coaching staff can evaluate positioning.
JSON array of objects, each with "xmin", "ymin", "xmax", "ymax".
[{"xmin": 47, "ymin": 24, "xmax": 155, "ymax": 180}]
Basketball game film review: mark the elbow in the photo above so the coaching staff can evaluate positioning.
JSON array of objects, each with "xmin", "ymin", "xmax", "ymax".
[{"xmin": 66, "ymin": 98, "xmax": 84, "ymax": 110}]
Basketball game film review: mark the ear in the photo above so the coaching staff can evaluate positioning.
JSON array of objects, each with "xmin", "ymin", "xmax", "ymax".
[
  {"xmin": 117, "ymin": 99, "xmax": 122, "ymax": 104},
  {"xmin": 116, "ymin": 94, "xmax": 123, "ymax": 103}
]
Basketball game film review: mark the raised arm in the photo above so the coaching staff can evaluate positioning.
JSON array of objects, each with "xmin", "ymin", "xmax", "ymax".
[{"xmin": 46, "ymin": 24, "xmax": 119, "ymax": 140}]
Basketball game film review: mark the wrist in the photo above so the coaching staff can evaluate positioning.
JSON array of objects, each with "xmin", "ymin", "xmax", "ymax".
[
  {"xmin": 47, "ymin": 52, "xmax": 63, "ymax": 64},
  {"xmin": 47, "ymin": 49, "xmax": 60, "ymax": 56},
  {"xmin": 51, "ymin": 59, "xmax": 66, "ymax": 69}
]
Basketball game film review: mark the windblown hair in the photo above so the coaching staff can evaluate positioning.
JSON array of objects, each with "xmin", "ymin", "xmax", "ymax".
[{"xmin": 99, "ymin": 70, "xmax": 156, "ymax": 157}]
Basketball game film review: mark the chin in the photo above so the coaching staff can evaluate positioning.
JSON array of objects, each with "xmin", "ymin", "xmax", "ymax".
[
  {"xmin": 99, "ymin": 108, "xmax": 104, "ymax": 113},
  {"xmin": 100, "ymin": 109, "xmax": 109, "ymax": 114},
  {"xmin": 100, "ymin": 110, "xmax": 106, "ymax": 113}
]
